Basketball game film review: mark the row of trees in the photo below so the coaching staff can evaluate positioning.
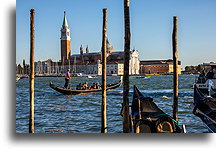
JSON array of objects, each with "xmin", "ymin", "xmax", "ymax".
[
  {"xmin": 184, "ymin": 64, "xmax": 203, "ymax": 74},
  {"xmin": 184, "ymin": 63, "xmax": 215, "ymax": 74}
]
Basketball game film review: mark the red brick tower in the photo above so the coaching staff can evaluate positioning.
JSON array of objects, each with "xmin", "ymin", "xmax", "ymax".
[{"xmin": 60, "ymin": 11, "xmax": 71, "ymax": 62}]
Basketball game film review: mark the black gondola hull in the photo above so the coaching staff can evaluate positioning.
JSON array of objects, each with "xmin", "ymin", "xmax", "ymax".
[
  {"xmin": 131, "ymin": 85, "xmax": 182, "ymax": 133},
  {"xmin": 50, "ymin": 79, "xmax": 122, "ymax": 95},
  {"xmin": 193, "ymin": 85, "xmax": 216, "ymax": 133}
]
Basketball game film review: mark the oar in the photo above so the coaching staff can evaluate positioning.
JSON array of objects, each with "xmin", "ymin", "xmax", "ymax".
[
  {"xmin": 69, "ymin": 74, "xmax": 73, "ymax": 89},
  {"xmin": 191, "ymin": 104, "xmax": 216, "ymax": 124},
  {"xmin": 195, "ymin": 108, "xmax": 216, "ymax": 124}
]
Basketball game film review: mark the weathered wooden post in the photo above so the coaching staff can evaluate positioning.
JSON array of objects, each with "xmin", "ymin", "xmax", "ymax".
[
  {"xmin": 172, "ymin": 16, "xmax": 179, "ymax": 122},
  {"xmin": 29, "ymin": 9, "xmax": 35, "ymax": 133},
  {"xmin": 101, "ymin": 8, "xmax": 107, "ymax": 133},
  {"xmin": 123, "ymin": 0, "xmax": 131, "ymax": 133}
]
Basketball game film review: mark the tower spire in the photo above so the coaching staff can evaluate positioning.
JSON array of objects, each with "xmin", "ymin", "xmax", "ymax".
[{"xmin": 62, "ymin": 11, "xmax": 68, "ymax": 28}]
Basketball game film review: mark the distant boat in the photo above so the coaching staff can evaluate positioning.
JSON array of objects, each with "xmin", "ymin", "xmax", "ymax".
[
  {"xmin": 20, "ymin": 74, "xmax": 29, "ymax": 79},
  {"xmin": 71, "ymin": 73, "xmax": 82, "ymax": 77},
  {"xmin": 143, "ymin": 76, "xmax": 151, "ymax": 79},
  {"xmin": 16, "ymin": 77, "xmax": 20, "ymax": 82},
  {"xmin": 161, "ymin": 96, "xmax": 169, "ymax": 99},
  {"xmin": 88, "ymin": 76, "xmax": 96, "ymax": 79},
  {"xmin": 136, "ymin": 75, "xmax": 151, "ymax": 79}
]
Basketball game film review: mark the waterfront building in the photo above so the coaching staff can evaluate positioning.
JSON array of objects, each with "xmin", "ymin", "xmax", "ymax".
[
  {"xmin": 69, "ymin": 61, "xmax": 102, "ymax": 75},
  {"xmin": 34, "ymin": 61, "xmax": 43, "ymax": 74},
  {"xmin": 16, "ymin": 64, "xmax": 23, "ymax": 74},
  {"xmin": 140, "ymin": 59, "xmax": 181, "ymax": 75},
  {"xmin": 34, "ymin": 59, "xmax": 58, "ymax": 75},
  {"xmin": 66, "ymin": 61, "xmax": 123, "ymax": 75},
  {"xmin": 23, "ymin": 59, "xmax": 27, "ymax": 74},
  {"xmin": 69, "ymin": 47, "xmax": 139, "ymax": 75},
  {"xmin": 107, "ymin": 62, "xmax": 124, "ymax": 75},
  {"xmin": 129, "ymin": 49, "xmax": 140, "ymax": 75}
]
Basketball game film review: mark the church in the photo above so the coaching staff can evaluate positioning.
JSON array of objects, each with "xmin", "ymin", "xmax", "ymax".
[
  {"xmin": 59, "ymin": 11, "xmax": 140, "ymax": 75},
  {"xmin": 35, "ymin": 11, "xmax": 140, "ymax": 76}
]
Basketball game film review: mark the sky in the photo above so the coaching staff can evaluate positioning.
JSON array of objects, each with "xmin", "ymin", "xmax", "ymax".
[{"xmin": 16, "ymin": 0, "xmax": 216, "ymax": 68}]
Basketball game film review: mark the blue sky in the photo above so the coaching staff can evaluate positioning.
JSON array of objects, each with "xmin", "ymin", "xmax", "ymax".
[{"xmin": 16, "ymin": 0, "xmax": 216, "ymax": 68}]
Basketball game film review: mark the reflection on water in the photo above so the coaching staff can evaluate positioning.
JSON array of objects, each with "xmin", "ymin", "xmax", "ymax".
[{"xmin": 16, "ymin": 74, "xmax": 209, "ymax": 133}]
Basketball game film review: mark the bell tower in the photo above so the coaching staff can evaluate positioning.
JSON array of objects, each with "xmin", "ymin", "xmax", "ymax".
[{"xmin": 60, "ymin": 11, "xmax": 71, "ymax": 62}]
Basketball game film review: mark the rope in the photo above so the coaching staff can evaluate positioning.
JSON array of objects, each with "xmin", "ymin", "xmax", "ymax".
[{"xmin": 159, "ymin": 114, "xmax": 181, "ymax": 126}]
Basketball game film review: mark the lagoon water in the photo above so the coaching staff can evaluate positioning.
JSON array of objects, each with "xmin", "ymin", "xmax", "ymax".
[{"xmin": 16, "ymin": 74, "xmax": 209, "ymax": 133}]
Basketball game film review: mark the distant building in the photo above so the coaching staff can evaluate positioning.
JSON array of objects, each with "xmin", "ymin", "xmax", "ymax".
[
  {"xmin": 34, "ymin": 61, "xmax": 43, "ymax": 74},
  {"xmin": 72, "ymin": 61, "xmax": 102, "ymax": 75},
  {"xmin": 140, "ymin": 59, "xmax": 181, "ymax": 74},
  {"xmin": 69, "ymin": 47, "xmax": 139, "ymax": 75},
  {"xmin": 129, "ymin": 49, "xmax": 140, "ymax": 75},
  {"xmin": 107, "ymin": 62, "xmax": 124, "ymax": 75},
  {"xmin": 16, "ymin": 64, "xmax": 23, "ymax": 74}
]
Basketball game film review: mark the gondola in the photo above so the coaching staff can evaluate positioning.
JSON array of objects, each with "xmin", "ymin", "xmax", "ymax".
[
  {"xmin": 49, "ymin": 77, "xmax": 122, "ymax": 95},
  {"xmin": 210, "ymin": 86, "xmax": 216, "ymax": 99},
  {"xmin": 192, "ymin": 85, "xmax": 216, "ymax": 133},
  {"xmin": 130, "ymin": 85, "xmax": 183, "ymax": 133},
  {"xmin": 194, "ymin": 63, "xmax": 216, "ymax": 94}
]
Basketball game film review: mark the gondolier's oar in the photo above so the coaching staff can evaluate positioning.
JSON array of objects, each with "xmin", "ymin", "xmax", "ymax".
[
  {"xmin": 195, "ymin": 109, "xmax": 216, "ymax": 124},
  {"xmin": 69, "ymin": 76, "xmax": 72, "ymax": 89},
  {"xmin": 191, "ymin": 104, "xmax": 216, "ymax": 124}
]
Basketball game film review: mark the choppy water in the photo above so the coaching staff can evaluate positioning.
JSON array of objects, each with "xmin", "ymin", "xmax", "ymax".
[{"xmin": 16, "ymin": 74, "xmax": 209, "ymax": 133}]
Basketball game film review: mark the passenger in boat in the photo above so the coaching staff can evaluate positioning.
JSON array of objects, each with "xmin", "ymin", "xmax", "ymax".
[
  {"xmin": 83, "ymin": 82, "xmax": 89, "ymax": 90},
  {"xmin": 213, "ymin": 69, "xmax": 216, "ymax": 79},
  {"xmin": 76, "ymin": 83, "xmax": 83, "ymax": 90},
  {"xmin": 90, "ymin": 83, "xmax": 96, "ymax": 90},
  {"xmin": 206, "ymin": 69, "xmax": 214, "ymax": 79},
  {"xmin": 64, "ymin": 68, "xmax": 71, "ymax": 89},
  {"xmin": 95, "ymin": 82, "xmax": 101, "ymax": 89},
  {"xmin": 198, "ymin": 70, "xmax": 206, "ymax": 83}
]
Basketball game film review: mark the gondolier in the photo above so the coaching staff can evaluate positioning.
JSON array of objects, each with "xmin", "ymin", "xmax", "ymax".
[
  {"xmin": 64, "ymin": 68, "xmax": 71, "ymax": 89},
  {"xmin": 195, "ymin": 63, "xmax": 216, "ymax": 94}
]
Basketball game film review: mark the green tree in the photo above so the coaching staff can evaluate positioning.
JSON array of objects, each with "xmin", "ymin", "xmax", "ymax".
[
  {"xmin": 196, "ymin": 64, "xmax": 203, "ymax": 72},
  {"xmin": 185, "ymin": 66, "xmax": 191, "ymax": 71}
]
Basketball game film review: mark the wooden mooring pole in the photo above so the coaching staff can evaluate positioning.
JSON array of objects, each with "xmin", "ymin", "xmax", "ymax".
[
  {"xmin": 123, "ymin": 0, "xmax": 131, "ymax": 133},
  {"xmin": 172, "ymin": 16, "xmax": 179, "ymax": 122},
  {"xmin": 29, "ymin": 9, "xmax": 35, "ymax": 133},
  {"xmin": 101, "ymin": 8, "xmax": 107, "ymax": 133}
]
